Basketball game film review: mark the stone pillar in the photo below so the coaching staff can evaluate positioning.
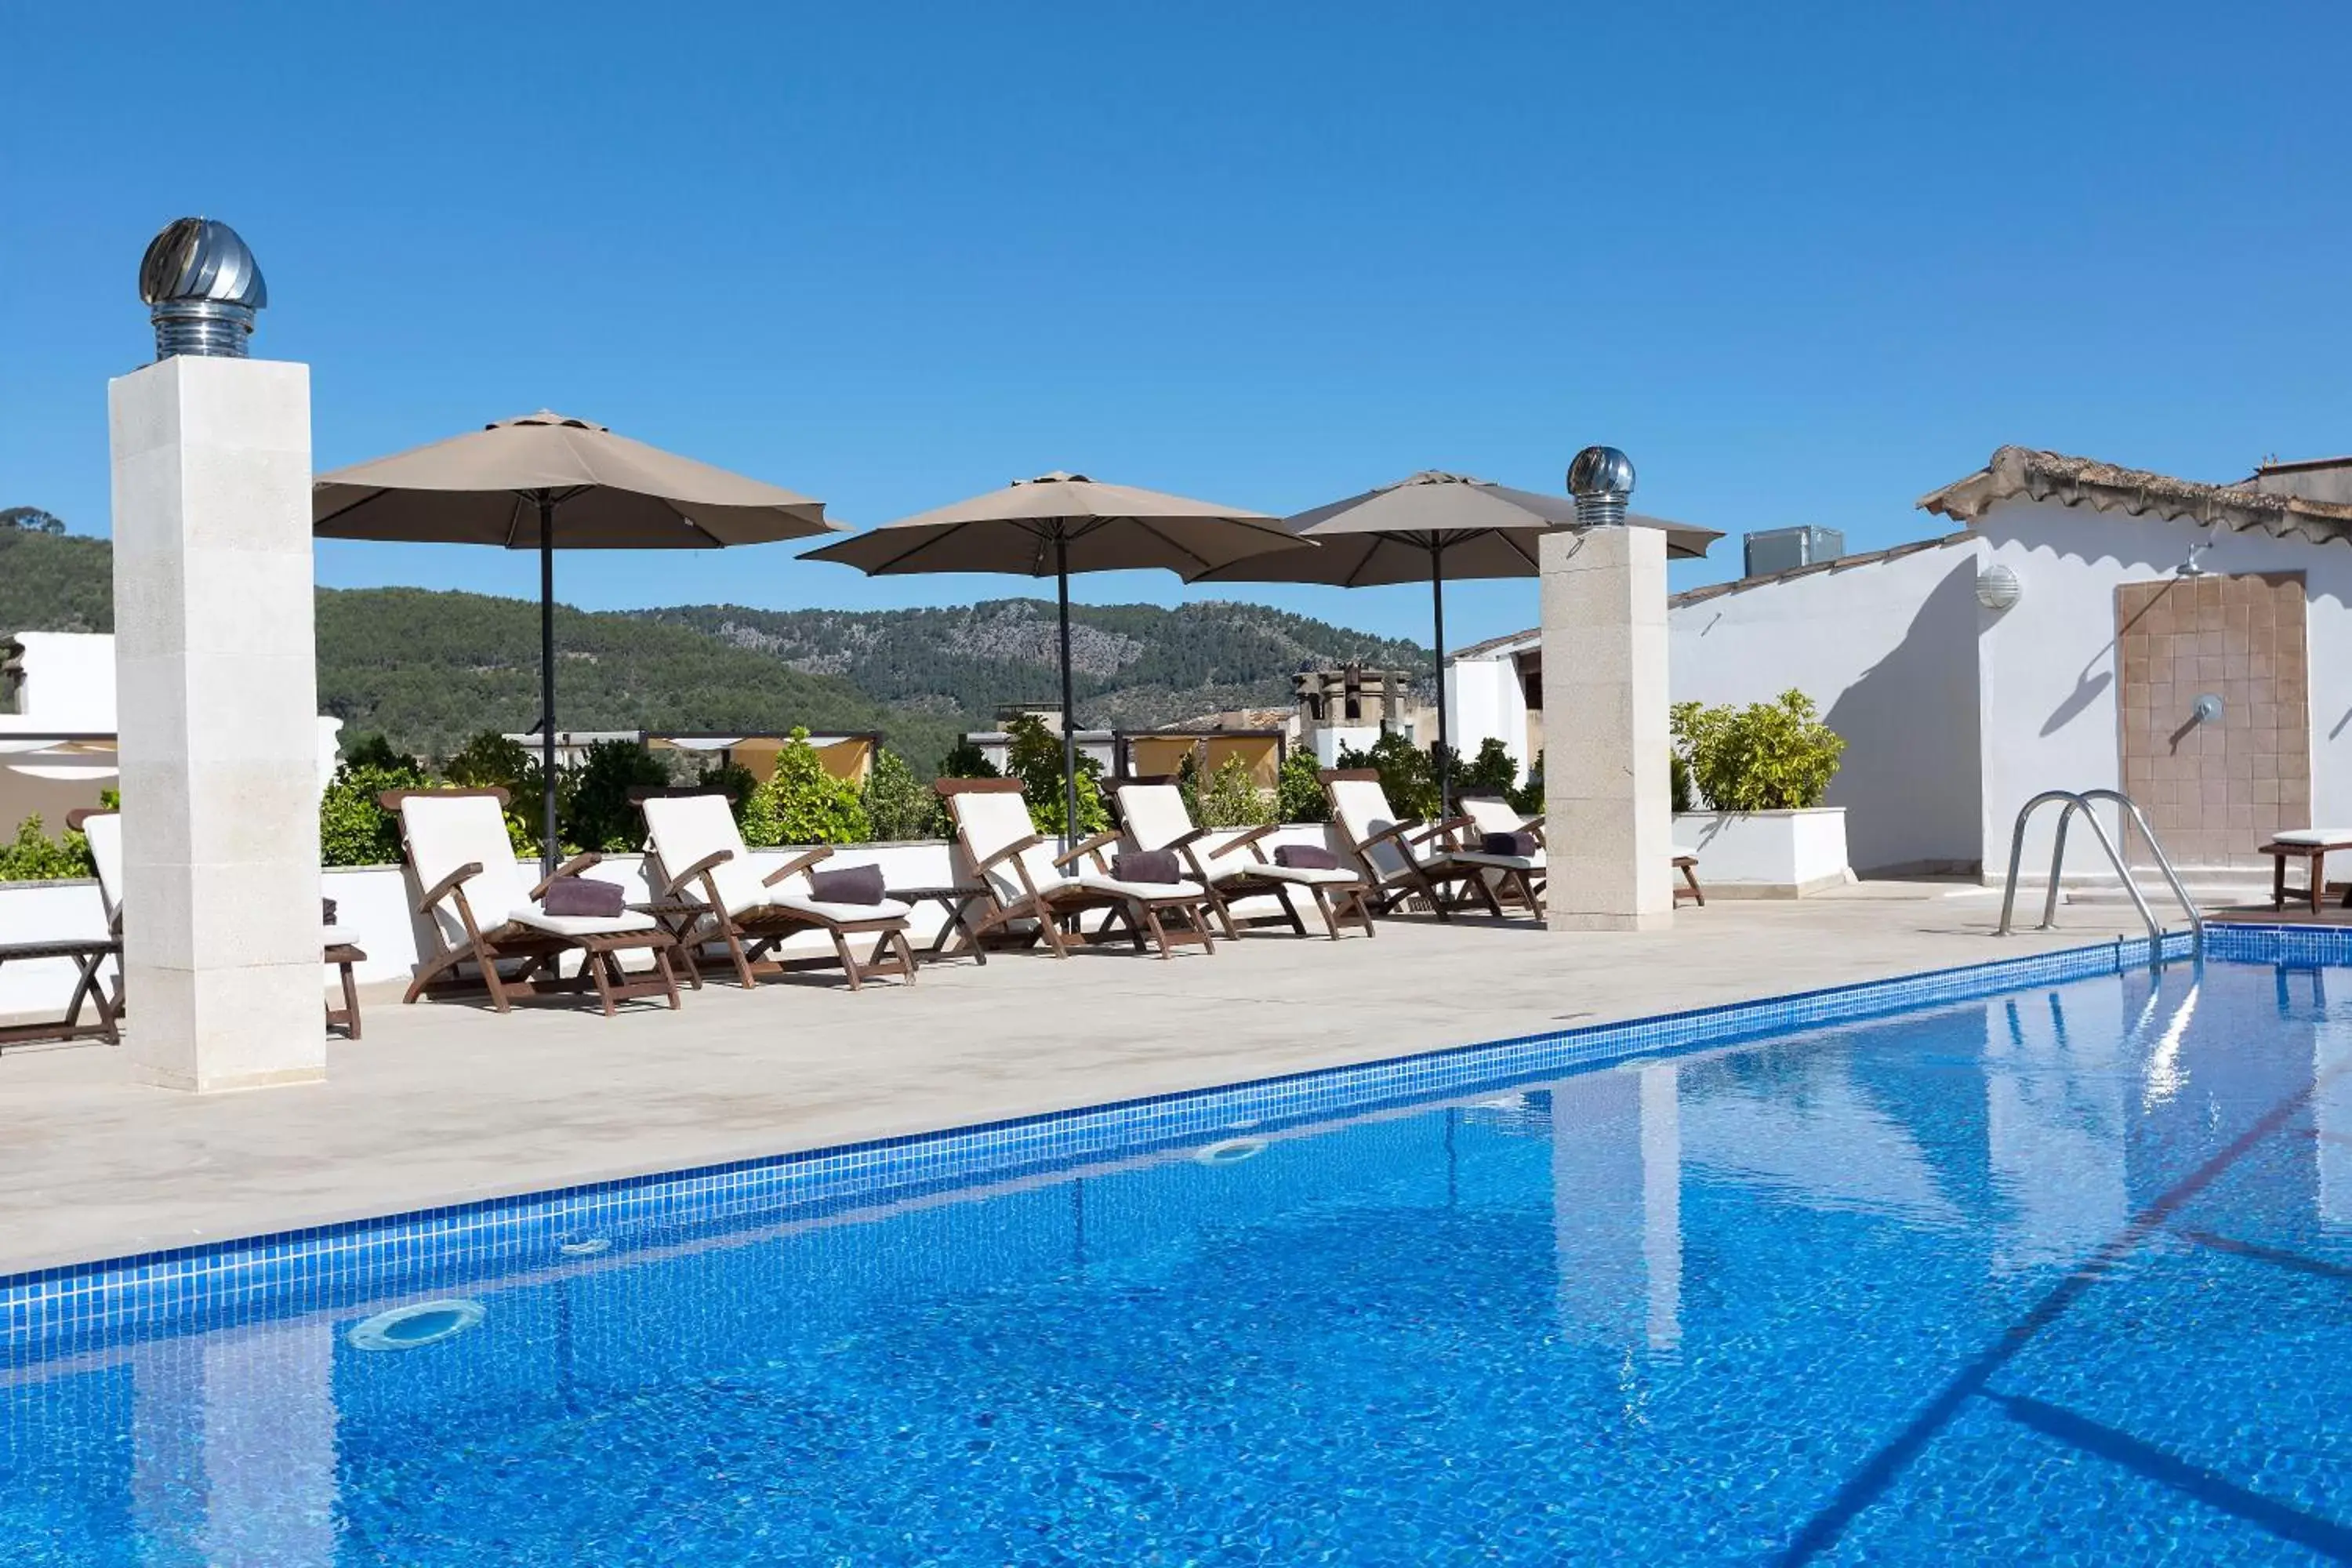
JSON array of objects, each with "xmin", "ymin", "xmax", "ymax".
[
  {"xmin": 1541, "ymin": 524, "xmax": 1673, "ymax": 931},
  {"xmin": 109, "ymin": 355, "xmax": 324, "ymax": 1091}
]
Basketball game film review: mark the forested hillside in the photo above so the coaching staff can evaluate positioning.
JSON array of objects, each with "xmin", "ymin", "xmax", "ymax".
[
  {"xmin": 637, "ymin": 600, "xmax": 1430, "ymax": 731},
  {"xmin": 2, "ymin": 519, "xmax": 1428, "ymax": 769}
]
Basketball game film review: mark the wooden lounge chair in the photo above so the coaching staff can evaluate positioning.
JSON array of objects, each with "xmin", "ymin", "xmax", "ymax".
[
  {"xmin": 1452, "ymin": 792, "xmax": 1707, "ymax": 909},
  {"xmin": 1319, "ymin": 769, "xmax": 1504, "ymax": 920},
  {"xmin": 639, "ymin": 791, "xmax": 916, "ymax": 991},
  {"xmin": 384, "ymin": 788, "xmax": 680, "ymax": 1016},
  {"xmin": 70, "ymin": 808, "xmax": 368, "ymax": 1036},
  {"xmin": 1109, "ymin": 776, "xmax": 1373, "ymax": 940},
  {"xmin": 938, "ymin": 778, "xmax": 1217, "ymax": 959},
  {"xmin": 1451, "ymin": 793, "xmax": 1549, "ymax": 916}
]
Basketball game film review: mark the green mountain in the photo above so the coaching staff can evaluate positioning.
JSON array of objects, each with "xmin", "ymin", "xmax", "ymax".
[
  {"xmin": 633, "ymin": 601, "xmax": 1431, "ymax": 732},
  {"xmin": 1, "ymin": 521, "xmax": 1429, "ymax": 771}
]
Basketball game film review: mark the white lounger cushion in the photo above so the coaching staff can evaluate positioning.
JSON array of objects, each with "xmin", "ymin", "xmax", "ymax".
[
  {"xmin": 1070, "ymin": 873, "xmax": 1208, "ymax": 902},
  {"xmin": 771, "ymin": 895, "xmax": 914, "ymax": 924},
  {"xmin": 82, "ymin": 811, "xmax": 124, "ymax": 924},
  {"xmin": 1452, "ymin": 849, "xmax": 1543, "ymax": 872},
  {"xmin": 508, "ymin": 907, "xmax": 659, "ymax": 939},
  {"xmin": 1327, "ymin": 775, "xmax": 1450, "ymax": 880},
  {"xmin": 642, "ymin": 793, "xmax": 771, "ymax": 917},
  {"xmin": 399, "ymin": 793, "xmax": 538, "ymax": 946},
  {"xmin": 953, "ymin": 789, "xmax": 1071, "ymax": 905},
  {"xmin": 2269, "ymin": 829, "xmax": 2352, "ymax": 845},
  {"xmin": 1213, "ymin": 858, "xmax": 1359, "ymax": 887},
  {"xmin": 1113, "ymin": 782, "xmax": 1196, "ymax": 855},
  {"xmin": 399, "ymin": 793, "xmax": 652, "ymax": 946}
]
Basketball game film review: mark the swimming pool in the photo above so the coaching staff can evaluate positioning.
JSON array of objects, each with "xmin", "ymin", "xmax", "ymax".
[{"xmin": 4, "ymin": 948, "xmax": 2348, "ymax": 1564}]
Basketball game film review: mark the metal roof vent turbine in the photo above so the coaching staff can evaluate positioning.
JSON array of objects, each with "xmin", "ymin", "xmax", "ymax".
[
  {"xmin": 1567, "ymin": 445, "xmax": 1635, "ymax": 527},
  {"xmin": 138, "ymin": 217, "xmax": 267, "ymax": 361}
]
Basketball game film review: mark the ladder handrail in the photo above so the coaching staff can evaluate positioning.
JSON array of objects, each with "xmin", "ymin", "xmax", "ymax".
[
  {"xmin": 1996, "ymin": 787, "xmax": 2204, "ymax": 952},
  {"xmin": 2067, "ymin": 789, "xmax": 2204, "ymax": 949}
]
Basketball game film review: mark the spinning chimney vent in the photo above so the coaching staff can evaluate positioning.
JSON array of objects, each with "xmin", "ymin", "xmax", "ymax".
[
  {"xmin": 1566, "ymin": 445, "xmax": 1635, "ymax": 527},
  {"xmin": 137, "ymin": 218, "xmax": 267, "ymax": 361}
]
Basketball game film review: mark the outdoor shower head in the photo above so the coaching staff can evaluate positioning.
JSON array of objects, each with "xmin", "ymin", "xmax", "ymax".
[
  {"xmin": 138, "ymin": 218, "xmax": 267, "ymax": 361},
  {"xmin": 1567, "ymin": 445, "xmax": 1635, "ymax": 527}
]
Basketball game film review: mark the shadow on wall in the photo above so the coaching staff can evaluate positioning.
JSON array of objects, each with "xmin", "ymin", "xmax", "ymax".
[{"xmin": 1821, "ymin": 558, "xmax": 1984, "ymax": 876}]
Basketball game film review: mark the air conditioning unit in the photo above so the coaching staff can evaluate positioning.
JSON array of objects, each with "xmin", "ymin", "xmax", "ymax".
[{"xmin": 1743, "ymin": 526, "xmax": 1845, "ymax": 578}]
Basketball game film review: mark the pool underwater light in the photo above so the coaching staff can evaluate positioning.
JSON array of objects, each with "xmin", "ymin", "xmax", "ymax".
[{"xmin": 347, "ymin": 1299, "xmax": 486, "ymax": 1352}]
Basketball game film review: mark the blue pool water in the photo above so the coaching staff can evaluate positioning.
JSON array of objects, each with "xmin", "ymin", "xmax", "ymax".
[{"xmin": 5, "ymin": 956, "xmax": 2351, "ymax": 1564}]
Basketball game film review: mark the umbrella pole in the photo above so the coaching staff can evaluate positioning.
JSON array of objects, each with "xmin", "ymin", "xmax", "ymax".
[
  {"xmin": 1430, "ymin": 543, "xmax": 1450, "ymax": 809},
  {"xmin": 1057, "ymin": 535, "xmax": 1080, "ymax": 853},
  {"xmin": 539, "ymin": 493, "xmax": 559, "ymax": 878}
]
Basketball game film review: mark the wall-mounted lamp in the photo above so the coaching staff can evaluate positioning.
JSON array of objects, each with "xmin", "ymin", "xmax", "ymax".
[{"xmin": 1975, "ymin": 564, "xmax": 2022, "ymax": 612}]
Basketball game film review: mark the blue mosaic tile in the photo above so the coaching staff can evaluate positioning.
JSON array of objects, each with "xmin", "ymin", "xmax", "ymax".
[{"xmin": 0, "ymin": 924, "xmax": 2281, "ymax": 1358}]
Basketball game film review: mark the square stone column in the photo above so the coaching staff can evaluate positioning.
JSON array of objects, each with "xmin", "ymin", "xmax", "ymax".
[
  {"xmin": 1542, "ymin": 524, "xmax": 1673, "ymax": 931},
  {"xmin": 109, "ymin": 356, "xmax": 324, "ymax": 1091}
]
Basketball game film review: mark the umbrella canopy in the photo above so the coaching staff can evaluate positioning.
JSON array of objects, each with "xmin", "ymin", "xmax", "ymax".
[
  {"xmin": 314, "ymin": 412, "xmax": 840, "ymax": 871},
  {"xmin": 803, "ymin": 472, "xmax": 1298, "ymax": 840},
  {"xmin": 1187, "ymin": 470, "xmax": 1721, "ymax": 798},
  {"xmin": 1186, "ymin": 470, "xmax": 1718, "ymax": 587},
  {"xmin": 314, "ymin": 411, "xmax": 832, "ymax": 546}
]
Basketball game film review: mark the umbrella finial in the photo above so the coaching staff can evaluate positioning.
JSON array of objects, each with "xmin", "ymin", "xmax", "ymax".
[
  {"xmin": 138, "ymin": 218, "xmax": 267, "ymax": 361},
  {"xmin": 1567, "ymin": 446, "xmax": 1635, "ymax": 528}
]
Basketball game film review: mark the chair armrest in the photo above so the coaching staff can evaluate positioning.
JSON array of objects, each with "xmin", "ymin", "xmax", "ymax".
[
  {"xmin": 1356, "ymin": 821, "xmax": 1422, "ymax": 854},
  {"xmin": 416, "ymin": 862, "xmax": 486, "ymax": 914},
  {"xmin": 529, "ymin": 851, "xmax": 604, "ymax": 902},
  {"xmin": 1518, "ymin": 814, "xmax": 1546, "ymax": 846},
  {"xmin": 1207, "ymin": 822, "xmax": 1278, "ymax": 861},
  {"xmin": 660, "ymin": 848, "xmax": 734, "ymax": 899},
  {"xmin": 976, "ymin": 833, "xmax": 1047, "ymax": 871},
  {"xmin": 1053, "ymin": 830, "xmax": 1123, "ymax": 869},
  {"xmin": 764, "ymin": 846, "xmax": 834, "ymax": 885}
]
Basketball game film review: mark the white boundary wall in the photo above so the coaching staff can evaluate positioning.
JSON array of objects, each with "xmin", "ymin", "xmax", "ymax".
[{"xmin": 1668, "ymin": 539, "xmax": 1986, "ymax": 877}]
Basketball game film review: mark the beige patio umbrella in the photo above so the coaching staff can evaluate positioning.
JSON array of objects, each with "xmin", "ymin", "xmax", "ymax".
[
  {"xmin": 315, "ymin": 412, "xmax": 840, "ymax": 871},
  {"xmin": 1188, "ymin": 470, "xmax": 1719, "ymax": 797},
  {"xmin": 803, "ymin": 471, "xmax": 1301, "ymax": 843}
]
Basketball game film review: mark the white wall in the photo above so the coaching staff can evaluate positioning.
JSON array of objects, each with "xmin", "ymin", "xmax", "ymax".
[
  {"xmin": 1445, "ymin": 655, "xmax": 1531, "ymax": 777},
  {"xmin": 2, "ymin": 632, "xmax": 117, "ymax": 729},
  {"xmin": 1669, "ymin": 539, "xmax": 1986, "ymax": 876},
  {"xmin": 1973, "ymin": 499, "xmax": 2352, "ymax": 880}
]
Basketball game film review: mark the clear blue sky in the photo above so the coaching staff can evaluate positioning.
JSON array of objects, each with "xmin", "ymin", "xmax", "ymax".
[{"xmin": 8, "ymin": 2, "xmax": 2352, "ymax": 651}]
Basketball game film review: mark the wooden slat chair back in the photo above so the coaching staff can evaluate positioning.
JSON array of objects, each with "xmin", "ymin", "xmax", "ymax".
[
  {"xmin": 386, "ymin": 788, "xmax": 680, "ymax": 1017},
  {"xmin": 639, "ymin": 792, "xmax": 914, "ymax": 991}
]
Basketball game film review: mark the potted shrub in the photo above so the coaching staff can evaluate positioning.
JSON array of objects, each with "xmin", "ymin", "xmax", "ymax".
[{"xmin": 1670, "ymin": 690, "xmax": 1851, "ymax": 896}]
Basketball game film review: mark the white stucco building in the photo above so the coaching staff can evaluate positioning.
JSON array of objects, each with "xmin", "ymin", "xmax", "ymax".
[
  {"xmin": 0, "ymin": 631, "xmax": 345, "ymax": 839},
  {"xmin": 1450, "ymin": 445, "xmax": 2352, "ymax": 884}
]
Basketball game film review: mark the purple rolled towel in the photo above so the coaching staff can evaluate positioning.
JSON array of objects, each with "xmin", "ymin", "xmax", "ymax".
[
  {"xmin": 1479, "ymin": 830, "xmax": 1538, "ymax": 858},
  {"xmin": 1112, "ymin": 849, "xmax": 1183, "ymax": 884},
  {"xmin": 542, "ymin": 875, "xmax": 626, "ymax": 918},
  {"xmin": 1273, "ymin": 844, "xmax": 1340, "ymax": 871},
  {"xmin": 806, "ymin": 864, "xmax": 886, "ymax": 905}
]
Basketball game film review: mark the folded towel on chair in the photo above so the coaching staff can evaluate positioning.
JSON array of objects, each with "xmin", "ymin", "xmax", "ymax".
[
  {"xmin": 1113, "ymin": 849, "xmax": 1184, "ymax": 884},
  {"xmin": 1273, "ymin": 844, "xmax": 1340, "ymax": 870},
  {"xmin": 543, "ymin": 875, "xmax": 626, "ymax": 917},
  {"xmin": 807, "ymin": 864, "xmax": 886, "ymax": 905},
  {"xmin": 1480, "ymin": 830, "xmax": 1538, "ymax": 858}
]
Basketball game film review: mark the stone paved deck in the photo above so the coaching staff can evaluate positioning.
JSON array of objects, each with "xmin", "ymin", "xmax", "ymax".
[{"xmin": 0, "ymin": 884, "xmax": 2149, "ymax": 1276}]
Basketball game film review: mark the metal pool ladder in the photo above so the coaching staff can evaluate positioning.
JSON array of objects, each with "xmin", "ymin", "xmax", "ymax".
[{"xmin": 1997, "ymin": 788, "xmax": 2204, "ymax": 953}]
